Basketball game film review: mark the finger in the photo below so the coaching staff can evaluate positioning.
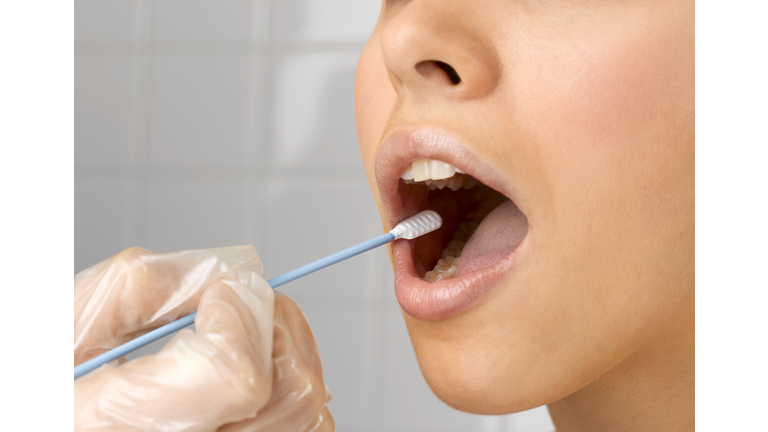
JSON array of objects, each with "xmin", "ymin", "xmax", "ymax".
[
  {"xmin": 75, "ymin": 245, "xmax": 263, "ymax": 366},
  {"xmin": 304, "ymin": 406, "xmax": 335, "ymax": 432},
  {"xmin": 218, "ymin": 294, "xmax": 333, "ymax": 432},
  {"xmin": 195, "ymin": 279, "xmax": 275, "ymax": 391},
  {"xmin": 75, "ymin": 280, "xmax": 274, "ymax": 431}
]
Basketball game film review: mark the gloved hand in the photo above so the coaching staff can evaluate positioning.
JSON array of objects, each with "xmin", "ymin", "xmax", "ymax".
[{"xmin": 74, "ymin": 246, "xmax": 334, "ymax": 432}]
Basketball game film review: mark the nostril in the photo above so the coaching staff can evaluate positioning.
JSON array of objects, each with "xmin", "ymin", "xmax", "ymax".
[
  {"xmin": 416, "ymin": 60, "xmax": 462, "ymax": 86},
  {"xmin": 434, "ymin": 61, "xmax": 461, "ymax": 85}
]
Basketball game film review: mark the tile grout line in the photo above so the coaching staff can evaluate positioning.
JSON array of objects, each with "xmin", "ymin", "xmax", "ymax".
[
  {"xmin": 257, "ymin": 0, "xmax": 278, "ymax": 258},
  {"xmin": 242, "ymin": 0, "xmax": 263, "ymax": 250},
  {"xmin": 74, "ymin": 40, "xmax": 367, "ymax": 56},
  {"xmin": 127, "ymin": 0, "xmax": 154, "ymax": 249},
  {"xmin": 139, "ymin": 0, "xmax": 157, "ymax": 250}
]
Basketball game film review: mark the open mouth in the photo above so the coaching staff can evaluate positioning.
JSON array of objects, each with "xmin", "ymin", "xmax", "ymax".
[
  {"xmin": 401, "ymin": 159, "xmax": 528, "ymax": 281},
  {"xmin": 376, "ymin": 128, "xmax": 530, "ymax": 320}
]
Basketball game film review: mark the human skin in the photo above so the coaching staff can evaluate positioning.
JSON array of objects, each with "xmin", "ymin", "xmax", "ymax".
[{"xmin": 354, "ymin": 0, "xmax": 694, "ymax": 431}]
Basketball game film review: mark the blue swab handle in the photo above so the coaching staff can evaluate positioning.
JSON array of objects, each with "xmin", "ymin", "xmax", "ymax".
[
  {"xmin": 267, "ymin": 232, "xmax": 394, "ymax": 289},
  {"xmin": 74, "ymin": 233, "xmax": 395, "ymax": 379},
  {"xmin": 73, "ymin": 314, "xmax": 198, "ymax": 380},
  {"xmin": 74, "ymin": 210, "xmax": 442, "ymax": 380}
]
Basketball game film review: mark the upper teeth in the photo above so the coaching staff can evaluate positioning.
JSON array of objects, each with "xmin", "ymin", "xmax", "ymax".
[
  {"xmin": 400, "ymin": 159, "xmax": 475, "ymax": 191},
  {"xmin": 400, "ymin": 159, "xmax": 464, "ymax": 182}
]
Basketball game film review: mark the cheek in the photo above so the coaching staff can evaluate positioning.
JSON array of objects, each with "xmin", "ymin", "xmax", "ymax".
[
  {"xmin": 514, "ymin": 4, "xmax": 694, "ymax": 195},
  {"xmin": 510, "ymin": 3, "xmax": 694, "ymax": 269},
  {"xmin": 496, "ymin": 5, "xmax": 694, "ymax": 394}
]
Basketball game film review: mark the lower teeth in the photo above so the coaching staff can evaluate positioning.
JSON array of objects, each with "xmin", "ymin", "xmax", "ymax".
[
  {"xmin": 403, "ymin": 173, "xmax": 477, "ymax": 191},
  {"xmin": 423, "ymin": 221, "xmax": 479, "ymax": 282}
]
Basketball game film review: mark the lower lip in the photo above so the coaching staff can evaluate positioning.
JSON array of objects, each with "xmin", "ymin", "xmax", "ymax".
[{"xmin": 391, "ymin": 234, "xmax": 528, "ymax": 321}]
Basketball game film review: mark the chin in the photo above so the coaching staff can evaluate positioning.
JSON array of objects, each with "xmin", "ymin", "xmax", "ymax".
[{"xmin": 411, "ymin": 322, "xmax": 574, "ymax": 416}]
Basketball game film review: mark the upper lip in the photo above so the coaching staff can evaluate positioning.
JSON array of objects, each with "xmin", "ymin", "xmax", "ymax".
[{"xmin": 375, "ymin": 126, "xmax": 516, "ymax": 229}]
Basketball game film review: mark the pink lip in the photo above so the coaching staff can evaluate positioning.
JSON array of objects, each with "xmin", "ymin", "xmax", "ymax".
[{"xmin": 375, "ymin": 127, "xmax": 529, "ymax": 320}]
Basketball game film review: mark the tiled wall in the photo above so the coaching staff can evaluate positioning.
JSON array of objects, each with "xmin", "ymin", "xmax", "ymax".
[{"xmin": 75, "ymin": 1, "xmax": 555, "ymax": 431}]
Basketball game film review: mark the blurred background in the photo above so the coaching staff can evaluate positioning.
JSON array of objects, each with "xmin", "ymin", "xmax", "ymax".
[{"xmin": 74, "ymin": 1, "xmax": 554, "ymax": 430}]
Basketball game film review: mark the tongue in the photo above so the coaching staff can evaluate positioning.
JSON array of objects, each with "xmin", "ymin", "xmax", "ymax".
[{"xmin": 455, "ymin": 200, "xmax": 528, "ymax": 278}]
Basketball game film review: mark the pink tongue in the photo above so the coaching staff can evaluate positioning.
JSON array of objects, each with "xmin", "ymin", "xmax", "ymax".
[{"xmin": 455, "ymin": 200, "xmax": 528, "ymax": 277}]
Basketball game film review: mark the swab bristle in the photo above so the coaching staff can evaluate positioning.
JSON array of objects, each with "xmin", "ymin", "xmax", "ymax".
[{"xmin": 390, "ymin": 210, "xmax": 442, "ymax": 240}]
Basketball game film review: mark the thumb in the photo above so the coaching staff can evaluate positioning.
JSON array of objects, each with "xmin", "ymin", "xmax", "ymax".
[{"xmin": 75, "ymin": 278, "xmax": 274, "ymax": 432}]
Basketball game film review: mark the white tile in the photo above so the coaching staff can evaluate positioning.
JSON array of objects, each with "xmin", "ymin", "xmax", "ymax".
[
  {"xmin": 143, "ymin": 178, "xmax": 251, "ymax": 252},
  {"xmin": 298, "ymin": 307, "xmax": 370, "ymax": 430},
  {"xmin": 75, "ymin": 0, "xmax": 137, "ymax": 43},
  {"xmin": 242, "ymin": 178, "xmax": 269, "ymax": 254},
  {"xmin": 380, "ymin": 312, "xmax": 486, "ymax": 431},
  {"xmin": 271, "ymin": 52, "xmax": 362, "ymax": 170},
  {"xmin": 273, "ymin": 0, "xmax": 379, "ymax": 43},
  {"xmin": 153, "ymin": 0, "xmax": 270, "ymax": 44},
  {"xmin": 262, "ymin": 180, "xmax": 379, "ymax": 299},
  {"xmin": 506, "ymin": 406, "xmax": 555, "ymax": 432},
  {"xmin": 75, "ymin": 178, "xmax": 132, "ymax": 273},
  {"xmin": 75, "ymin": 56, "xmax": 135, "ymax": 165},
  {"xmin": 148, "ymin": 55, "xmax": 265, "ymax": 168}
]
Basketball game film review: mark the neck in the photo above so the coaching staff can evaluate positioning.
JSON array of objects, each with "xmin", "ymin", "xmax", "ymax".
[{"xmin": 547, "ymin": 308, "xmax": 695, "ymax": 432}]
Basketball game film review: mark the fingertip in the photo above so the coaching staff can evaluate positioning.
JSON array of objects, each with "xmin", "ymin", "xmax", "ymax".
[
  {"xmin": 196, "ymin": 282, "xmax": 255, "ymax": 341},
  {"xmin": 273, "ymin": 294, "xmax": 320, "ymax": 365},
  {"xmin": 206, "ymin": 245, "xmax": 264, "ymax": 276},
  {"xmin": 196, "ymin": 281, "xmax": 274, "ymax": 386},
  {"xmin": 227, "ymin": 277, "xmax": 273, "ymax": 317},
  {"xmin": 311, "ymin": 406, "xmax": 335, "ymax": 432}
]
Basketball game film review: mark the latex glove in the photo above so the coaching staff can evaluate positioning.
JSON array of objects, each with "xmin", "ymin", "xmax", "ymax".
[
  {"xmin": 220, "ymin": 294, "xmax": 335, "ymax": 432},
  {"xmin": 74, "ymin": 246, "xmax": 334, "ymax": 432}
]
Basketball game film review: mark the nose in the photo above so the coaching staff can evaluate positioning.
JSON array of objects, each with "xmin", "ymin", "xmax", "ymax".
[{"xmin": 379, "ymin": 1, "xmax": 501, "ymax": 101}]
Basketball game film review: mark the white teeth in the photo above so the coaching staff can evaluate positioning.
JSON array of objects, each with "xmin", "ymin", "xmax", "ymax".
[
  {"xmin": 447, "ymin": 175, "xmax": 463, "ymax": 191},
  {"xmin": 403, "ymin": 159, "xmax": 461, "ymax": 182},
  {"xmin": 423, "ymin": 221, "xmax": 479, "ymax": 282},
  {"xmin": 400, "ymin": 159, "xmax": 477, "ymax": 190},
  {"xmin": 400, "ymin": 164, "xmax": 414, "ymax": 180},
  {"xmin": 423, "ymin": 255, "xmax": 460, "ymax": 282}
]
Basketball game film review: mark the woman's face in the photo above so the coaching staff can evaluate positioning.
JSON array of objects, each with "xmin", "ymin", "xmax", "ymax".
[{"xmin": 355, "ymin": 0, "xmax": 694, "ymax": 414}]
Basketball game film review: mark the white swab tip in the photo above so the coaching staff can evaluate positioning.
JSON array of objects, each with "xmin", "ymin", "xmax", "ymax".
[{"xmin": 390, "ymin": 210, "xmax": 442, "ymax": 240}]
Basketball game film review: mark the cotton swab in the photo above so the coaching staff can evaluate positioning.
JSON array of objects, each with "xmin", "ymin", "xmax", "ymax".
[{"xmin": 74, "ymin": 210, "xmax": 442, "ymax": 379}]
